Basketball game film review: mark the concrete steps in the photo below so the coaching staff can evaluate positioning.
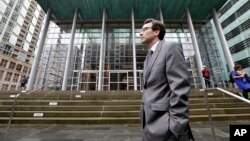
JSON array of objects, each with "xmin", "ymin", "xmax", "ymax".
[
  {"xmin": 0, "ymin": 117, "xmax": 139, "ymax": 124},
  {"xmin": 0, "ymin": 89, "xmax": 250, "ymax": 124}
]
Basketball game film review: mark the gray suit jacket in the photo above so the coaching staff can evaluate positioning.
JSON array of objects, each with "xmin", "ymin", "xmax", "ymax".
[{"xmin": 140, "ymin": 40, "xmax": 193, "ymax": 141}]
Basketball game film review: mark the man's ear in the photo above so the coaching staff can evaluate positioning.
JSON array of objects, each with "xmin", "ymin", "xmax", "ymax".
[{"xmin": 154, "ymin": 30, "xmax": 160, "ymax": 37}]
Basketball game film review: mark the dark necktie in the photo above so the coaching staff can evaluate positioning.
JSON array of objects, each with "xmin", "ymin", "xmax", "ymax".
[{"xmin": 147, "ymin": 50, "xmax": 153, "ymax": 64}]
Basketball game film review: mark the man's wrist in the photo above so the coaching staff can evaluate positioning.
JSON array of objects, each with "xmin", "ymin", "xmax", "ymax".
[{"xmin": 172, "ymin": 132, "xmax": 179, "ymax": 139}]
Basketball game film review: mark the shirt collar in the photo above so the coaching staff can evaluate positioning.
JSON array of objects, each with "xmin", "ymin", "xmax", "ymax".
[{"xmin": 150, "ymin": 41, "xmax": 160, "ymax": 52}]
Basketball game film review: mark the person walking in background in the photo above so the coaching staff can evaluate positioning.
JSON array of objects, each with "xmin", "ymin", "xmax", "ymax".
[
  {"xmin": 202, "ymin": 66, "xmax": 211, "ymax": 88},
  {"xmin": 20, "ymin": 76, "xmax": 28, "ymax": 90},
  {"xmin": 139, "ymin": 18, "xmax": 194, "ymax": 141},
  {"xmin": 231, "ymin": 64, "xmax": 250, "ymax": 99}
]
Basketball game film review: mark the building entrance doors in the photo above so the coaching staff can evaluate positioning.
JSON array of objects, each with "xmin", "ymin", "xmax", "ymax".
[
  {"xmin": 78, "ymin": 71, "xmax": 98, "ymax": 91},
  {"xmin": 77, "ymin": 70, "xmax": 143, "ymax": 91}
]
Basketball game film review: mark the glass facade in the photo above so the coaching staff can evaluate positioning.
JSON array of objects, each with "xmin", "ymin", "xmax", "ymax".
[
  {"xmin": 212, "ymin": 0, "xmax": 250, "ymax": 81},
  {"xmin": 37, "ymin": 20, "xmax": 222, "ymax": 91}
]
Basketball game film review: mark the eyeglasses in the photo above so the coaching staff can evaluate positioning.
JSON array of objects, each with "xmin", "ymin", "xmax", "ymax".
[{"xmin": 141, "ymin": 27, "xmax": 152, "ymax": 32}]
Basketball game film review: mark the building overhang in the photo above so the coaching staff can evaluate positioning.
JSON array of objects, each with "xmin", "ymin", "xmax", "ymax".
[{"xmin": 36, "ymin": 0, "xmax": 228, "ymax": 21}]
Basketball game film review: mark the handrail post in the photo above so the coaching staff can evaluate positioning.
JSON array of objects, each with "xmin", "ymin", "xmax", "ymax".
[
  {"xmin": 201, "ymin": 89, "xmax": 217, "ymax": 141},
  {"xmin": 5, "ymin": 80, "xmax": 61, "ymax": 134},
  {"xmin": 5, "ymin": 93, "xmax": 20, "ymax": 133}
]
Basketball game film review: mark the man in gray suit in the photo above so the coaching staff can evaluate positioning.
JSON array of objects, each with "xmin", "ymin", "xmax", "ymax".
[{"xmin": 139, "ymin": 18, "xmax": 194, "ymax": 141}]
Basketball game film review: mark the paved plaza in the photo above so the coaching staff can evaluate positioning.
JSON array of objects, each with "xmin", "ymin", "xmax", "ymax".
[{"xmin": 1, "ymin": 121, "xmax": 249, "ymax": 141}]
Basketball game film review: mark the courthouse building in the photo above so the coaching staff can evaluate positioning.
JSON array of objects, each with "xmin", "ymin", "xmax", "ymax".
[
  {"xmin": 2, "ymin": 0, "xmax": 234, "ymax": 91},
  {"xmin": 29, "ymin": 0, "xmax": 233, "ymax": 91}
]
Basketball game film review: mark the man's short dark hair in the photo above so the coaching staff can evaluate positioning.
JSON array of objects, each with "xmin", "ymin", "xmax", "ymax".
[{"xmin": 144, "ymin": 18, "xmax": 166, "ymax": 40}]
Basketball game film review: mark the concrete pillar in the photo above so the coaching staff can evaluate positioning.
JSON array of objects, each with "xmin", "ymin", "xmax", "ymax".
[
  {"xmin": 159, "ymin": 8, "xmax": 164, "ymax": 23},
  {"xmin": 186, "ymin": 9, "xmax": 206, "ymax": 89},
  {"xmin": 41, "ymin": 45, "xmax": 52, "ymax": 90},
  {"xmin": 97, "ymin": 8, "xmax": 106, "ymax": 91},
  {"xmin": 62, "ymin": 9, "xmax": 78, "ymax": 90},
  {"xmin": 159, "ymin": 7, "xmax": 165, "ymax": 40},
  {"xmin": 27, "ymin": 9, "xmax": 51, "ymax": 90},
  {"xmin": 212, "ymin": 9, "xmax": 234, "ymax": 72},
  {"xmin": 131, "ymin": 8, "xmax": 137, "ymax": 90}
]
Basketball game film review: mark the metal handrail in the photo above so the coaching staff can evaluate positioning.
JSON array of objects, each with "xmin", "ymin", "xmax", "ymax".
[
  {"xmin": 216, "ymin": 87, "xmax": 250, "ymax": 104},
  {"xmin": 25, "ymin": 80, "xmax": 61, "ymax": 95},
  {"xmin": 201, "ymin": 87, "xmax": 250, "ymax": 141},
  {"xmin": 5, "ymin": 80, "xmax": 61, "ymax": 133},
  {"xmin": 202, "ymin": 77, "xmax": 228, "ymax": 88}
]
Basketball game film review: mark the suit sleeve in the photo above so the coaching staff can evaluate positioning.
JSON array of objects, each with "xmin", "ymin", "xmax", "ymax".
[{"xmin": 165, "ymin": 42, "xmax": 190, "ymax": 135}]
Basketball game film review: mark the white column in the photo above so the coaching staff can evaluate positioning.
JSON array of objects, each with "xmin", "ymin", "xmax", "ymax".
[
  {"xmin": 159, "ymin": 8, "xmax": 164, "ymax": 23},
  {"xmin": 27, "ymin": 9, "xmax": 51, "ymax": 90},
  {"xmin": 81, "ymin": 34, "xmax": 88, "ymax": 70},
  {"xmin": 186, "ymin": 9, "xmax": 206, "ymax": 89},
  {"xmin": 212, "ymin": 9, "xmax": 234, "ymax": 72},
  {"xmin": 159, "ymin": 7, "xmax": 165, "ymax": 40},
  {"xmin": 41, "ymin": 45, "xmax": 52, "ymax": 90},
  {"xmin": 97, "ymin": 8, "xmax": 106, "ymax": 91},
  {"xmin": 131, "ymin": 8, "xmax": 137, "ymax": 90},
  {"xmin": 62, "ymin": 9, "xmax": 78, "ymax": 90}
]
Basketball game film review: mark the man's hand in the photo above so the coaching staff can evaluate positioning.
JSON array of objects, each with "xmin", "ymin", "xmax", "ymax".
[{"xmin": 171, "ymin": 133, "xmax": 179, "ymax": 139}]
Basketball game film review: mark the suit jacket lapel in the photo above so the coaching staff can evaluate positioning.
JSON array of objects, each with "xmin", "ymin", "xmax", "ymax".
[
  {"xmin": 144, "ymin": 40, "xmax": 164, "ymax": 86},
  {"xmin": 143, "ymin": 51, "xmax": 150, "ymax": 84}
]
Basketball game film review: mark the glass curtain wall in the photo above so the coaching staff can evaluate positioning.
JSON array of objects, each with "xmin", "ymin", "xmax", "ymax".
[
  {"xmin": 38, "ymin": 22, "xmax": 103, "ymax": 90},
  {"xmin": 105, "ymin": 23, "xmax": 133, "ymax": 91},
  {"xmin": 73, "ymin": 23, "xmax": 102, "ymax": 91},
  {"xmin": 163, "ymin": 23, "xmax": 197, "ymax": 88},
  {"xmin": 198, "ymin": 23, "xmax": 227, "ymax": 87},
  {"xmin": 38, "ymin": 22, "xmax": 68, "ymax": 90},
  {"xmin": 37, "ymin": 21, "xmax": 222, "ymax": 90}
]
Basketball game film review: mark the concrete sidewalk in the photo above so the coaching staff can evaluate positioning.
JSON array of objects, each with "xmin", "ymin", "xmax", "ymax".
[{"xmin": 0, "ymin": 121, "xmax": 249, "ymax": 141}]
